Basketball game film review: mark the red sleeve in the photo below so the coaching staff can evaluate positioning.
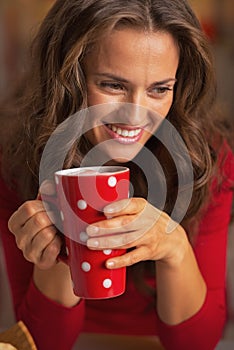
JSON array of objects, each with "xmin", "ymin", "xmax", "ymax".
[
  {"xmin": 157, "ymin": 143, "xmax": 234, "ymax": 350},
  {"xmin": 0, "ymin": 175, "xmax": 85, "ymax": 350}
]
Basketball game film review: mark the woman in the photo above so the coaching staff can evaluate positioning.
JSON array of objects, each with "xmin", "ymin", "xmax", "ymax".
[{"xmin": 0, "ymin": 0, "xmax": 233, "ymax": 349}]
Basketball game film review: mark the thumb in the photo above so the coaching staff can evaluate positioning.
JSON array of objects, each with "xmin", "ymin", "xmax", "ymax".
[{"xmin": 37, "ymin": 180, "xmax": 56, "ymax": 199}]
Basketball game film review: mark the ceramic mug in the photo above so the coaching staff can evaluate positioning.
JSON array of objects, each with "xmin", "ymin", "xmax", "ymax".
[{"xmin": 41, "ymin": 166, "xmax": 130, "ymax": 299}]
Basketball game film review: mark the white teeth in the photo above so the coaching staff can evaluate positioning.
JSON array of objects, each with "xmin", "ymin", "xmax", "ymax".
[
  {"xmin": 108, "ymin": 125, "xmax": 141, "ymax": 138},
  {"xmin": 122, "ymin": 130, "xmax": 129, "ymax": 137},
  {"xmin": 128, "ymin": 130, "xmax": 135, "ymax": 137}
]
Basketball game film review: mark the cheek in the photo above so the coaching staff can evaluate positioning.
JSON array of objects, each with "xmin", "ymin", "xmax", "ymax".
[
  {"xmin": 86, "ymin": 91, "xmax": 101, "ymax": 106},
  {"xmin": 86, "ymin": 87, "xmax": 113, "ymax": 106},
  {"xmin": 85, "ymin": 129, "xmax": 98, "ymax": 146},
  {"xmin": 140, "ymin": 131, "xmax": 152, "ymax": 145},
  {"xmin": 156, "ymin": 95, "xmax": 174, "ymax": 118}
]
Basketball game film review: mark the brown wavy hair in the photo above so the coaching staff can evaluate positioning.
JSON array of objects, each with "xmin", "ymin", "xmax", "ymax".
[{"xmin": 0, "ymin": 0, "xmax": 232, "ymax": 226}]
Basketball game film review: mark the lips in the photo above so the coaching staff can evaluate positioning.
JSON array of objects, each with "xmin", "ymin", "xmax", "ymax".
[{"xmin": 104, "ymin": 124, "xmax": 144, "ymax": 144}]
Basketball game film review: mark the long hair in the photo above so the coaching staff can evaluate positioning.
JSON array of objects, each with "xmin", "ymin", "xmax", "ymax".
[{"xmin": 0, "ymin": 0, "xmax": 231, "ymax": 223}]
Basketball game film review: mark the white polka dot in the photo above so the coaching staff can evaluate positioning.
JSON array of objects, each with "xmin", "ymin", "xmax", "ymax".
[
  {"xmin": 80, "ymin": 231, "xmax": 88, "ymax": 243},
  {"xmin": 81, "ymin": 261, "xmax": 91, "ymax": 272},
  {"xmin": 103, "ymin": 278, "xmax": 112, "ymax": 289},
  {"xmin": 55, "ymin": 176, "xmax": 59, "ymax": 185},
  {"xmin": 108, "ymin": 176, "xmax": 117, "ymax": 187},
  {"xmin": 103, "ymin": 249, "xmax": 112, "ymax": 255},
  {"xmin": 77, "ymin": 199, "xmax": 87, "ymax": 210},
  {"xmin": 65, "ymin": 246, "xmax": 69, "ymax": 256},
  {"xmin": 60, "ymin": 211, "xmax": 64, "ymax": 221}
]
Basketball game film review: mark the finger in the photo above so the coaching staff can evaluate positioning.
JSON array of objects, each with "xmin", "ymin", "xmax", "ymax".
[
  {"xmin": 87, "ymin": 228, "xmax": 147, "ymax": 249},
  {"xmin": 39, "ymin": 180, "xmax": 56, "ymax": 196},
  {"xmin": 104, "ymin": 197, "xmax": 147, "ymax": 217},
  {"xmin": 23, "ymin": 225, "xmax": 58, "ymax": 263},
  {"xmin": 105, "ymin": 246, "xmax": 151, "ymax": 269},
  {"xmin": 86, "ymin": 214, "xmax": 142, "ymax": 237},
  {"xmin": 8, "ymin": 200, "xmax": 46, "ymax": 233},
  {"xmin": 38, "ymin": 180, "xmax": 59, "ymax": 216},
  {"xmin": 36, "ymin": 235, "xmax": 62, "ymax": 270},
  {"xmin": 15, "ymin": 210, "xmax": 55, "ymax": 251}
]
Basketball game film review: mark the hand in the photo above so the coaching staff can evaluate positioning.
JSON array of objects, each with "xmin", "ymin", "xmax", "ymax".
[
  {"xmin": 8, "ymin": 181, "xmax": 62, "ymax": 270},
  {"xmin": 86, "ymin": 198, "xmax": 188, "ymax": 269}
]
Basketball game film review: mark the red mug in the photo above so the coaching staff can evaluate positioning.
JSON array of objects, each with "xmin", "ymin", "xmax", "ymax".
[{"xmin": 41, "ymin": 166, "xmax": 129, "ymax": 299}]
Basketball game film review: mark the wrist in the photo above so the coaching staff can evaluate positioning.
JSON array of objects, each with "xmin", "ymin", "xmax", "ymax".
[
  {"xmin": 155, "ymin": 227, "xmax": 207, "ymax": 325},
  {"xmin": 158, "ymin": 225, "xmax": 190, "ymax": 269},
  {"xmin": 33, "ymin": 262, "xmax": 80, "ymax": 307}
]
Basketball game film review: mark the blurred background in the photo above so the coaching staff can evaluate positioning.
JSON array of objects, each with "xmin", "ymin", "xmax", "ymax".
[{"xmin": 0, "ymin": 0, "xmax": 234, "ymax": 121}]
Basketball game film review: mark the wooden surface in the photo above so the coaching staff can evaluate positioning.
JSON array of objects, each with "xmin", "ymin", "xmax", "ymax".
[
  {"xmin": 73, "ymin": 333, "xmax": 164, "ymax": 350},
  {"xmin": 0, "ymin": 322, "xmax": 37, "ymax": 350}
]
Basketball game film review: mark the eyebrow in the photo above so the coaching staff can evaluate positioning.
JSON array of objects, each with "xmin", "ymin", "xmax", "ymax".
[{"xmin": 94, "ymin": 73, "xmax": 177, "ymax": 85}]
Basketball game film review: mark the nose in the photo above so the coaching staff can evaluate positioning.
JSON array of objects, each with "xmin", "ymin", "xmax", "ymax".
[{"xmin": 124, "ymin": 91, "xmax": 149, "ymax": 126}]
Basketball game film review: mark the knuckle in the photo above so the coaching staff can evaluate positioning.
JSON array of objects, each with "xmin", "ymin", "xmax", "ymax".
[
  {"xmin": 146, "ymin": 242, "xmax": 157, "ymax": 258},
  {"xmin": 103, "ymin": 220, "xmax": 113, "ymax": 230},
  {"xmin": 41, "ymin": 245, "xmax": 59, "ymax": 268},
  {"xmin": 135, "ymin": 197, "xmax": 146, "ymax": 207},
  {"xmin": 98, "ymin": 236, "xmax": 111, "ymax": 249},
  {"xmin": 128, "ymin": 252, "xmax": 139, "ymax": 265},
  {"xmin": 122, "ymin": 216, "xmax": 132, "ymax": 227},
  {"xmin": 47, "ymin": 242, "xmax": 60, "ymax": 256},
  {"xmin": 8, "ymin": 218, "xmax": 17, "ymax": 233},
  {"xmin": 25, "ymin": 251, "xmax": 36, "ymax": 263},
  {"xmin": 40, "ymin": 227, "xmax": 56, "ymax": 242},
  {"xmin": 22, "ymin": 201, "xmax": 39, "ymax": 216},
  {"xmin": 32, "ymin": 212, "xmax": 50, "ymax": 229},
  {"xmin": 140, "ymin": 197, "xmax": 147, "ymax": 205},
  {"xmin": 23, "ymin": 245, "xmax": 38, "ymax": 263},
  {"xmin": 121, "ymin": 233, "xmax": 130, "ymax": 245},
  {"xmin": 15, "ymin": 235, "xmax": 26, "ymax": 251},
  {"xmin": 129, "ymin": 197, "xmax": 147, "ymax": 213},
  {"xmin": 147, "ymin": 244, "xmax": 155, "ymax": 257},
  {"xmin": 101, "ymin": 239, "xmax": 109, "ymax": 248}
]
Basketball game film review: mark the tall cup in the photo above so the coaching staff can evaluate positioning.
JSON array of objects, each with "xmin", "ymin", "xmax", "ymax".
[{"xmin": 41, "ymin": 166, "xmax": 129, "ymax": 299}]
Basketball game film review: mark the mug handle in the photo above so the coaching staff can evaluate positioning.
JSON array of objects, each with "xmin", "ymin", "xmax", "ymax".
[{"xmin": 38, "ymin": 192, "xmax": 69, "ymax": 265}]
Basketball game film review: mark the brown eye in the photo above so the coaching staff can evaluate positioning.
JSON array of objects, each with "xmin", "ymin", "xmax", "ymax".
[
  {"xmin": 148, "ymin": 86, "xmax": 173, "ymax": 98},
  {"xmin": 100, "ymin": 82, "xmax": 124, "ymax": 90},
  {"xmin": 155, "ymin": 87, "xmax": 172, "ymax": 93}
]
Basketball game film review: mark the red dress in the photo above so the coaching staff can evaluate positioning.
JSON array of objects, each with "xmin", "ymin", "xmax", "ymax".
[{"xmin": 0, "ymin": 144, "xmax": 233, "ymax": 350}]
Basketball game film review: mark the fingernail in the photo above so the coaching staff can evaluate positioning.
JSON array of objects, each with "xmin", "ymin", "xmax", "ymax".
[
  {"xmin": 106, "ymin": 260, "xmax": 115, "ymax": 268},
  {"xmin": 87, "ymin": 240, "xmax": 99, "ymax": 248},
  {"xmin": 105, "ymin": 206, "xmax": 115, "ymax": 214},
  {"xmin": 87, "ymin": 225, "xmax": 99, "ymax": 235}
]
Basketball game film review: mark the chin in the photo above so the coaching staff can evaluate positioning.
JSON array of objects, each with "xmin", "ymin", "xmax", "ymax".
[
  {"xmin": 107, "ymin": 157, "xmax": 132, "ymax": 164},
  {"xmin": 105, "ymin": 150, "xmax": 140, "ymax": 164},
  {"xmin": 105, "ymin": 144, "xmax": 143, "ymax": 162}
]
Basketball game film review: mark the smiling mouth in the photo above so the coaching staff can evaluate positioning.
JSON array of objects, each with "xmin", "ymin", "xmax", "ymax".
[
  {"xmin": 104, "ymin": 123, "xmax": 144, "ymax": 144},
  {"xmin": 108, "ymin": 124, "xmax": 141, "ymax": 137}
]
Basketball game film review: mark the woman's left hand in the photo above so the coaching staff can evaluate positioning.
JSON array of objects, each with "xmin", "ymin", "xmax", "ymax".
[{"xmin": 86, "ymin": 197, "xmax": 189, "ymax": 269}]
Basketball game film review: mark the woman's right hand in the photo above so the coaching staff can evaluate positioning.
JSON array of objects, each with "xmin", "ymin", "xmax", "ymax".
[{"xmin": 8, "ymin": 182, "xmax": 62, "ymax": 270}]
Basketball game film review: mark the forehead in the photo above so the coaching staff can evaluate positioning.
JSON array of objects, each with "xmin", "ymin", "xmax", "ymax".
[{"xmin": 84, "ymin": 28, "xmax": 179, "ymax": 79}]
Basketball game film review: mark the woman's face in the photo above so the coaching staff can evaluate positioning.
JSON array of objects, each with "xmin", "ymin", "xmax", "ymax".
[{"xmin": 82, "ymin": 28, "xmax": 179, "ymax": 163}]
